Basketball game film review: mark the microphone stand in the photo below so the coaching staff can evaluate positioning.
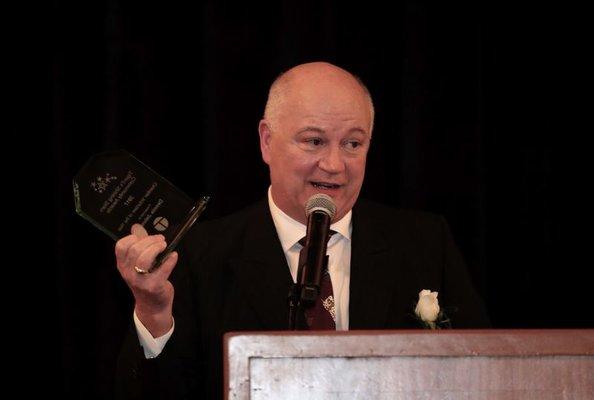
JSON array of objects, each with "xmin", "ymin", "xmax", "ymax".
[
  {"xmin": 288, "ymin": 245, "xmax": 307, "ymax": 330},
  {"xmin": 288, "ymin": 211, "xmax": 331, "ymax": 330}
]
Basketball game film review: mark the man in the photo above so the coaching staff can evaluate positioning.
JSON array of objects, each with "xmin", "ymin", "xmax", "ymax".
[{"xmin": 114, "ymin": 62, "xmax": 490, "ymax": 399}]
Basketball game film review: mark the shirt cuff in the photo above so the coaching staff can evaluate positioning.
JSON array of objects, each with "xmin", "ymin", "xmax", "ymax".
[{"xmin": 133, "ymin": 310, "xmax": 175, "ymax": 359}]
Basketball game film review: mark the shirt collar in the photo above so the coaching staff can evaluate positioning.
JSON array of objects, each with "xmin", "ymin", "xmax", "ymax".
[{"xmin": 267, "ymin": 186, "xmax": 352, "ymax": 252}]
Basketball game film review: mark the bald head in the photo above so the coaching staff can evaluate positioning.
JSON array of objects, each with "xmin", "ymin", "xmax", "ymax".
[{"xmin": 264, "ymin": 62, "xmax": 375, "ymax": 134}]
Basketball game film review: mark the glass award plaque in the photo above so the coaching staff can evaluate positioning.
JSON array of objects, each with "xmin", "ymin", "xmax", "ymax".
[{"xmin": 73, "ymin": 149, "xmax": 210, "ymax": 272}]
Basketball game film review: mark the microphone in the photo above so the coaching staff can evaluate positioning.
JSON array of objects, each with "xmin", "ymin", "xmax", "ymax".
[{"xmin": 298, "ymin": 194, "xmax": 337, "ymax": 306}]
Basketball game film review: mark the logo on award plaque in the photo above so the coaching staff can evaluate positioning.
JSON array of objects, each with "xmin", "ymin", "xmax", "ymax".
[{"xmin": 73, "ymin": 149, "xmax": 210, "ymax": 272}]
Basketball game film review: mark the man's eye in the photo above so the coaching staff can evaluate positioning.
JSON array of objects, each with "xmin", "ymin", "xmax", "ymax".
[
  {"xmin": 306, "ymin": 138, "xmax": 323, "ymax": 146},
  {"xmin": 345, "ymin": 140, "xmax": 362, "ymax": 150}
]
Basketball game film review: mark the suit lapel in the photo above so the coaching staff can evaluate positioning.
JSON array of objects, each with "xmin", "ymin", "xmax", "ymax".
[
  {"xmin": 349, "ymin": 202, "xmax": 401, "ymax": 329},
  {"xmin": 230, "ymin": 200, "xmax": 293, "ymax": 330},
  {"xmin": 228, "ymin": 199, "xmax": 408, "ymax": 330}
]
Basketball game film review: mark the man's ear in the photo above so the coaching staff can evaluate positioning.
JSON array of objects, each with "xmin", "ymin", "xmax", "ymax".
[{"xmin": 258, "ymin": 119, "xmax": 272, "ymax": 165}]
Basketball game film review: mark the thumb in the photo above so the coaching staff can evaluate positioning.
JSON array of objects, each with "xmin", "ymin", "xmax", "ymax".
[
  {"xmin": 154, "ymin": 251, "xmax": 179, "ymax": 280},
  {"xmin": 131, "ymin": 223, "xmax": 149, "ymax": 238}
]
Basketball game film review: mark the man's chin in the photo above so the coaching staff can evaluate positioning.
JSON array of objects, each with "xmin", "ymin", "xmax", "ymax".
[{"xmin": 332, "ymin": 205, "xmax": 351, "ymax": 223}]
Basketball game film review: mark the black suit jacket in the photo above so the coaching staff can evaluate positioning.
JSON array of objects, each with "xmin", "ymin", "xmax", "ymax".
[{"xmin": 115, "ymin": 199, "xmax": 490, "ymax": 399}]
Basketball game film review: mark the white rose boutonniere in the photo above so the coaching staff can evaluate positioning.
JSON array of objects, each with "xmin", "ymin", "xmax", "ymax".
[{"xmin": 414, "ymin": 289, "xmax": 451, "ymax": 329}]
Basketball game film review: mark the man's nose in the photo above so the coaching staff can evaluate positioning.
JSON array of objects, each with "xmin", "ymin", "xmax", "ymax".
[{"xmin": 318, "ymin": 146, "xmax": 345, "ymax": 174}]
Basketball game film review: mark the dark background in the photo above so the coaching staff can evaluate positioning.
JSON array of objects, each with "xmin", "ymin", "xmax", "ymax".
[{"xmin": 40, "ymin": 1, "xmax": 588, "ymax": 398}]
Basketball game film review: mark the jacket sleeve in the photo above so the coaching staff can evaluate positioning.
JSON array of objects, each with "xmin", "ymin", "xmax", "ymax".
[{"xmin": 114, "ymin": 234, "xmax": 205, "ymax": 399}]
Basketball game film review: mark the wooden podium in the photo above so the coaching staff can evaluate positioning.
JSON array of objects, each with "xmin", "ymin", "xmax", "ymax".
[{"xmin": 224, "ymin": 330, "xmax": 594, "ymax": 399}]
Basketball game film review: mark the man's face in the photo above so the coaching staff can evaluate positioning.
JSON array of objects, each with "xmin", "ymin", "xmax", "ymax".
[{"xmin": 259, "ymin": 74, "xmax": 372, "ymax": 224}]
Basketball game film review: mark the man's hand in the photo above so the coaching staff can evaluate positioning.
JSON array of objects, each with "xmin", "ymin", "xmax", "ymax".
[{"xmin": 115, "ymin": 224, "xmax": 178, "ymax": 338}]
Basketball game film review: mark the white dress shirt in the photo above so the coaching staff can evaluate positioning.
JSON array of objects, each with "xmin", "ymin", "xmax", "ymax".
[
  {"xmin": 134, "ymin": 187, "xmax": 352, "ymax": 358},
  {"xmin": 267, "ymin": 187, "xmax": 352, "ymax": 331}
]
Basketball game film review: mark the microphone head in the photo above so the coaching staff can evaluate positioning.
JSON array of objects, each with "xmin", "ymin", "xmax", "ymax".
[{"xmin": 305, "ymin": 193, "xmax": 337, "ymax": 219}]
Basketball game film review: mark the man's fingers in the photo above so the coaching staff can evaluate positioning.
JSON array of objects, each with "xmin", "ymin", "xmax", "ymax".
[
  {"xmin": 123, "ymin": 235, "xmax": 165, "ymax": 269},
  {"xmin": 115, "ymin": 225, "xmax": 156, "ymax": 268},
  {"xmin": 115, "ymin": 234, "xmax": 140, "ymax": 266},
  {"xmin": 135, "ymin": 240, "xmax": 168, "ymax": 271}
]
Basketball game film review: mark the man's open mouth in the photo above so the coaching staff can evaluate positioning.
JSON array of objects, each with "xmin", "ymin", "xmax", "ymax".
[{"xmin": 311, "ymin": 181, "xmax": 341, "ymax": 190}]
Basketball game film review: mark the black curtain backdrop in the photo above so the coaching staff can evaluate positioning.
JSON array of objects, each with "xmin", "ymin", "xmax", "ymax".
[{"xmin": 43, "ymin": 1, "xmax": 588, "ymax": 398}]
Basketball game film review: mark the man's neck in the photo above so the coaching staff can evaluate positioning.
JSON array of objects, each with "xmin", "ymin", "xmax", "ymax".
[{"xmin": 267, "ymin": 186, "xmax": 352, "ymax": 253}]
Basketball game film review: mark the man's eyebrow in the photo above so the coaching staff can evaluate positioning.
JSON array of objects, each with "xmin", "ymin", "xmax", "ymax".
[
  {"xmin": 296, "ymin": 126, "xmax": 325, "ymax": 134},
  {"xmin": 348, "ymin": 128, "xmax": 368, "ymax": 136}
]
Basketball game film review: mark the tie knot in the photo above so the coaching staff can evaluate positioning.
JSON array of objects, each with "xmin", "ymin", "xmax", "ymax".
[{"xmin": 298, "ymin": 230, "xmax": 336, "ymax": 247}]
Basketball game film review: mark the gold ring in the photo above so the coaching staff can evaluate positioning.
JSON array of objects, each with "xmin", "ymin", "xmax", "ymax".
[{"xmin": 134, "ymin": 265, "xmax": 149, "ymax": 274}]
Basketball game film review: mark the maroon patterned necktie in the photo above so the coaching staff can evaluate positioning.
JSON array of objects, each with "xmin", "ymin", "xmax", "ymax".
[{"xmin": 298, "ymin": 231, "xmax": 336, "ymax": 330}]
